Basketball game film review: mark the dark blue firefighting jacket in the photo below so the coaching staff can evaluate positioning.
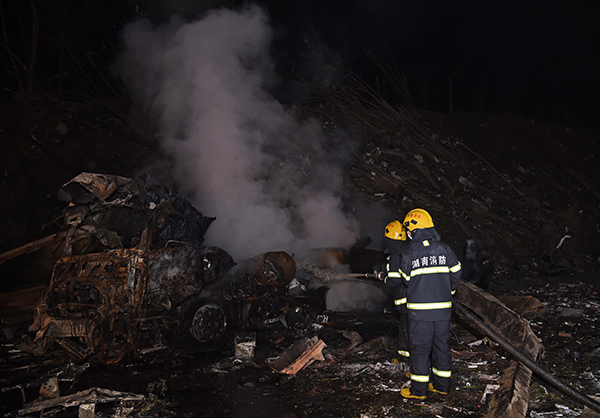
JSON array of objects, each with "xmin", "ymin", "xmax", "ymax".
[
  {"xmin": 387, "ymin": 227, "xmax": 462, "ymax": 321},
  {"xmin": 383, "ymin": 237, "xmax": 409, "ymax": 309}
]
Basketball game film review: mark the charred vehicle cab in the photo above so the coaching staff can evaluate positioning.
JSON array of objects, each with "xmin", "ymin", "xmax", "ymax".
[{"xmin": 28, "ymin": 173, "xmax": 297, "ymax": 363}]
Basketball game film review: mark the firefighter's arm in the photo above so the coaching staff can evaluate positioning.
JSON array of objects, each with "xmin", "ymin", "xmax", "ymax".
[
  {"xmin": 381, "ymin": 253, "xmax": 403, "ymax": 286},
  {"xmin": 447, "ymin": 248, "xmax": 462, "ymax": 294},
  {"xmin": 398, "ymin": 252, "xmax": 412, "ymax": 286}
]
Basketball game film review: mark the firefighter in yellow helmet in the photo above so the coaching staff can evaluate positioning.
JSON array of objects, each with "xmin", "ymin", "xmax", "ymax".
[
  {"xmin": 377, "ymin": 220, "xmax": 411, "ymax": 360},
  {"xmin": 396, "ymin": 209, "xmax": 462, "ymax": 400}
]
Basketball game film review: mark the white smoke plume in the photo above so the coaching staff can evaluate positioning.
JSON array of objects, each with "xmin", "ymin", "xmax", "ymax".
[
  {"xmin": 326, "ymin": 281, "xmax": 390, "ymax": 312},
  {"xmin": 116, "ymin": 5, "xmax": 360, "ymax": 261}
]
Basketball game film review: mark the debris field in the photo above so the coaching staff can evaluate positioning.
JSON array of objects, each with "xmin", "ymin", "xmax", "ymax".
[{"xmin": 2, "ymin": 90, "xmax": 600, "ymax": 418}]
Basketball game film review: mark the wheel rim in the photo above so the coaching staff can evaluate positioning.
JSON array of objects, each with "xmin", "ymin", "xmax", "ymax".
[{"xmin": 189, "ymin": 303, "xmax": 226, "ymax": 343}]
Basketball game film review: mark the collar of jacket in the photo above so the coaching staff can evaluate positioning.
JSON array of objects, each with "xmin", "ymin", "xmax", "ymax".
[
  {"xmin": 383, "ymin": 237, "xmax": 408, "ymax": 253},
  {"xmin": 410, "ymin": 227, "xmax": 442, "ymax": 242}
]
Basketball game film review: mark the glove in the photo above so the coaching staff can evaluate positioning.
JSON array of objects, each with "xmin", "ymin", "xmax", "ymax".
[{"xmin": 372, "ymin": 263, "xmax": 384, "ymax": 272}]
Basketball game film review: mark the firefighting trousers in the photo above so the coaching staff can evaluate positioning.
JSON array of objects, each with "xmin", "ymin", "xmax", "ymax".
[
  {"xmin": 397, "ymin": 306, "xmax": 410, "ymax": 358},
  {"xmin": 408, "ymin": 319, "xmax": 452, "ymax": 396}
]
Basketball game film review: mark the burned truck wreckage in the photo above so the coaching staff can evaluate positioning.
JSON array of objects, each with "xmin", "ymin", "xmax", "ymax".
[{"xmin": 23, "ymin": 172, "xmax": 304, "ymax": 362}]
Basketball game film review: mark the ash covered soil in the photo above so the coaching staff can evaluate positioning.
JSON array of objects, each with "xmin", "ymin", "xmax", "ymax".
[{"xmin": 1, "ymin": 97, "xmax": 600, "ymax": 417}]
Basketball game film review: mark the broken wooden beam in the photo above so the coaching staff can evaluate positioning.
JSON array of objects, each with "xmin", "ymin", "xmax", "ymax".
[
  {"xmin": 455, "ymin": 281, "xmax": 600, "ymax": 416},
  {"xmin": 454, "ymin": 281, "xmax": 542, "ymax": 418},
  {"xmin": 18, "ymin": 387, "xmax": 145, "ymax": 415},
  {"xmin": 0, "ymin": 232, "xmax": 65, "ymax": 267}
]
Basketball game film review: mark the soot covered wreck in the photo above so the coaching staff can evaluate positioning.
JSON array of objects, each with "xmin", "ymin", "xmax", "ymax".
[{"xmin": 21, "ymin": 172, "xmax": 301, "ymax": 363}]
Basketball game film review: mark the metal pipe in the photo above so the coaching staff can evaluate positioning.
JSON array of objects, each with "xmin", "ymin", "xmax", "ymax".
[{"xmin": 454, "ymin": 301, "xmax": 600, "ymax": 413}]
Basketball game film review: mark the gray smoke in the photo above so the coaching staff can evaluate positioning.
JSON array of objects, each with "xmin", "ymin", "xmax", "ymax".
[
  {"xmin": 116, "ymin": 5, "xmax": 360, "ymax": 261},
  {"xmin": 326, "ymin": 281, "xmax": 389, "ymax": 312}
]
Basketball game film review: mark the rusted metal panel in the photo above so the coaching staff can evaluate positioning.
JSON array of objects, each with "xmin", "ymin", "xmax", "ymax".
[
  {"xmin": 41, "ymin": 318, "xmax": 95, "ymax": 339},
  {"xmin": 57, "ymin": 172, "xmax": 130, "ymax": 202},
  {"xmin": 267, "ymin": 336, "xmax": 326, "ymax": 374},
  {"xmin": 47, "ymin": 248, "xmax": 143, "ymax": 319}
]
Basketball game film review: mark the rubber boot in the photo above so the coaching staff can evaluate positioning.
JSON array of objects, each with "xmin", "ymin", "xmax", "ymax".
[
  {"xmin": 400, "ymin": 387, "xmax": 426, "ymax": 400},
  {"xmin": 428, "ymin": 383, "xmax": 448, "ymax": 395}
]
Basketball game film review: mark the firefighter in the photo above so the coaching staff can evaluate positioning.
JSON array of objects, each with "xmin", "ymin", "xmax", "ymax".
[
  {"xmin": 377, "ymin": 220, "xmax": 411, "ymax": 360},
  {"xmin": 396, "ymin": 208, "xmax": 462, "ymax": 400}
]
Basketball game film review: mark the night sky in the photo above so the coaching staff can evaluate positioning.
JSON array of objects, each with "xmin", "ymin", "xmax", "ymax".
[
  {"xmin": 2, "ymin": 0, "xmax": 599, "ymax": 128},
  {"xmin": 268, "ymin": 0, "xmax": 599, "ymax": 126}
]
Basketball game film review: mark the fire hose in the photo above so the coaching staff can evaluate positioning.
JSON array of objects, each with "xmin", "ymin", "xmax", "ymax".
[
  {"xmin": 314, "ymin": 270, "xmax": 600, "ymax": 412},
  {"xmin": 341, "ymin": 272, "xmax": 385, "ymax": 280}
]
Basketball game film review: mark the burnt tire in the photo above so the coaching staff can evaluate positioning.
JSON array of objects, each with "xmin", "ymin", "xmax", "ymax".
[{"xmin": 186, "ymin": 302, "xmax": 227, "ymax": 344}]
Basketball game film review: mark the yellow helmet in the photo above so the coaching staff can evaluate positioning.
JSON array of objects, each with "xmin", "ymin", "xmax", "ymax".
[
  {"xmin": 403, "ymin": 208, "xmax": 434, "ymax": 231},
  {"xmin": 384, "ymin": 220, "xmax": 407, "ymax": 241}
]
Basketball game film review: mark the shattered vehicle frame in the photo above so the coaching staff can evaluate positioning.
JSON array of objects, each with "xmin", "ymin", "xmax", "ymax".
[{"xmin": 27, "ymin": 173, "xmax": 297, "ymax": 363}]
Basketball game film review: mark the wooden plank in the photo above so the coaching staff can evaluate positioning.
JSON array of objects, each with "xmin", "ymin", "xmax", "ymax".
[
  {"xmin": 0, "ymin": 285, "xmax": 45, "ymax": 306},
  {"xmin": 0, "ymin": 233, "xmax": 64, "ymax": 267},
  {"xmin": 18, "ymin": 388, "xmax": 144, "ymax": 415},
  {"xmin": 454, "ymin": 281, "xmax": 542, "ymax": 418}
]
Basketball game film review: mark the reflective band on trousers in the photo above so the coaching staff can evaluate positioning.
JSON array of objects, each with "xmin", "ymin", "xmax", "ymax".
[
  {"xmin": 407, "ymin": 301, "xmax": 452, "ymax": 310},
  {"xmin": 432, "ymin": 367, "xmax": 451, "ymax": 378},
  {"xmin": 394, "ymin": 298, "xmax": 407, "ymax": 305},
  {"xmin": 398, "ymin": 350, "xmax": 410, "ymax": 357},
  {"xmin": 411, "ymin": 373, "xmax": 429, "ymax": 383}
]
